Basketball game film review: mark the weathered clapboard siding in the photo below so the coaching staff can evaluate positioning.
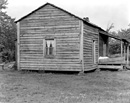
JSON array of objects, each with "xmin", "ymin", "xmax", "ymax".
[
  {"xmin": 19, "ymin": 4, "xmax": 81, "ymax": 71},
  {"xmin": 83, "ymin": 22, "xmax": 99, "ymax": 71}
]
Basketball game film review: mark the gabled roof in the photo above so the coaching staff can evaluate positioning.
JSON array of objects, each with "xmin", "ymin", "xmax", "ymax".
[
  {"xmin": 15, "ymin": 2, "xmax": 129, "ymax": 43},
  {"xmin": 15, "ymin": 3, "xmax": 101, "ymax": 29}
]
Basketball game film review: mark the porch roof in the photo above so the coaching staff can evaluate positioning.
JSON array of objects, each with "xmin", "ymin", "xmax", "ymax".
[{"xmin": 99, "ymin": 30, "xmax": 130, "ymax": 43}]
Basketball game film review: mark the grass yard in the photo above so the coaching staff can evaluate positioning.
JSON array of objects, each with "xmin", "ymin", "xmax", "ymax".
[{"xmin": 0, "ymin": 69, "xmax": 130, "ymax": 103}]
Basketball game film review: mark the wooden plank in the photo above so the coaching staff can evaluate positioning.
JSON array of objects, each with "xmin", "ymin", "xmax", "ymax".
[
  {"xmin": 20, "ymin": 32, "xmax": 80, "ymax": 36},
  {"xmin": 98, "ymin": 34, "xmax": 100, "ymax": 61},
  {"xmin": 17, "ymin": 22, "xmax": 20, "ymax": 70},
  {"xmin": 20, "ymin": 61, "xmax": 81, "ymax": 65},
  {"xmin": 124, "ymin": 44, "xmax": 126, "ymax": 58},
  {"xmin": 20, "ymin": 34, "xmax": 79, "ymax": 42},
  {"xmin": 22, "ymin": 17, "xmax": 79, "ymax": 22},
  {"xmin": 21, "ymin": 21, "xmax": 79, "ymax": 27},
  {"xmin": 20, "ymin": 29, "xmax": 80, "ymax": 34},
  {"xmin": 99, "ymin": 57, "xmax": 126, "ymax": 64},
  {"xmin": 23, "ymin": 15, "xmax": 78, "ymax": 20},
  {"xmin": 20, "ymin": 65, "xmax": 81, "ymax": 69},
  {"xmin": 20, "ymin": 67, "xmax": 81, "ymax": 71},
  {"xmin": 21, "ymin": 25, "xmax": 80, "ymax": 29},
  {"xmin": 20, "ymin": 59, "xmax": 80, "ymax": 62},
  {"xmin": 79, "ymin": 20, "xmax": 84, "ymax": 72},
  {"xmin": 99, "ymin": 62, "xmax": 126, "ymax": 65},
  {"xmin": 121, "ymin": 41, "xmax": 123, "ymax": 57},
  {"xmin": 98, "ymin": 65, "xmax": 123, "ymax": 70},
  {"xmin": 127, "ymin": 44, "xmax": 129, "ymax": 65},
  {"xmin": 20, "ymin": 64, "xmax": 81, "ymax": 68}
]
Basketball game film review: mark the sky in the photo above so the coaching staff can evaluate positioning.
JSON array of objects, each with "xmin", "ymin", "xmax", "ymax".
[{"xmin": 6, "ymin": 0, "xmax": 130, "ymax": 32}]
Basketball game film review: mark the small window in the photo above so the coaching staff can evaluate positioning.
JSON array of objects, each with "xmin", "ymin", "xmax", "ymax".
[{"xmin": 45, "ymin": 39, "xmax": 55, "ymax": 58}]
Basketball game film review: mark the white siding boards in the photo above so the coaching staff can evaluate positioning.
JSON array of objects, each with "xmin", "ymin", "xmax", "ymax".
[{"xmin": 16, "ymin": 3, "xmax": 100, "ymax": 72}]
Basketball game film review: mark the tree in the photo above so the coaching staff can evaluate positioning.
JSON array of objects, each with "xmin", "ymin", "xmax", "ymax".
[
  {"xmin": 0, "ymin": 0, "xmax": 7, "ymax": 10},
  {"xmin": 108, "ymin": 25, "xmax": 130, "ymax": 56},
  {"xmin": 118, "ymin": 27, "xmax": 130, "ymax": 40},
  {"xmin": 0, "ymin": 0, "xmax": 17, "ymax": 62},
  {"xmin": 106, "ymin": 23, "xmax": 114, "ymax": 32}
]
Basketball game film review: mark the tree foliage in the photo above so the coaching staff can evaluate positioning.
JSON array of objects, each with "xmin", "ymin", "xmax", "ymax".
[
  {"xmin": 108, "ymin": 26, "xmax": 130, "ymax": 55},
  {"xmin": 118, "ymin": 27, "xmax": 130, "ymax": 40},
  {"xmin": 106, "ymin": 23, "xmax": 114, "ymax": 32},
  {"xmin": 0, "ymin": 0, "xmax": 16, "ymax": 62},
  {"xmin": 109, "ymin": 42, "xmax": 121, "ymax": 55},
  {"xmin": 0, "ymin": 0, "xmax": 7, "ymax": 10}
]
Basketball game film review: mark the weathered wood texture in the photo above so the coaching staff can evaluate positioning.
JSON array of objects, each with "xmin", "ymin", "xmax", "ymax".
[
  {"xmin": 17, "ymin": 22, "xmax": 20, "ymax": 70},
  {"xmin": 83, "ymin": 23, "xmax": 99, "ymax": 71},
  {"xmin": 98, "ymin": 65, "xmax": 123, "ymax": 70},
  {"xmin": 99, "ymin": 57, "xmax": 126, "ymax": 64},
  {"xmin": 98, "ymin": 57, "xmax": 125, "ymax": 70},
  {"xmin": 19, "ymin": 4, "xmax": 81, "ymax": 71}
]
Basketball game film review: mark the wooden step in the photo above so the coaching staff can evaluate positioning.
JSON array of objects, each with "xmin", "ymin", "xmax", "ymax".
[
  {"xmin": 98, "ymin": 65, "xmax": 123, "ymax": 70},
  {"xmin": 99, "ymin": 57, "xmax": 126, "ymax": 65}
]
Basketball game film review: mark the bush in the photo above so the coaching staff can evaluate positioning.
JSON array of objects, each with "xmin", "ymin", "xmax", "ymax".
[
  {"xmin": 2, "ymin": 49, "xmax": 15, "ymax": 62},
  {"xmin": 109, "ymin": 43, "xmax": 121, "ymax": 55}
]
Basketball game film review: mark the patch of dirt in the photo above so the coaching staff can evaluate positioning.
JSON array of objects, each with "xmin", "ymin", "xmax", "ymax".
[{"xmin": 0, "ymin": 70, "xmax": 130, "ymax": 103}]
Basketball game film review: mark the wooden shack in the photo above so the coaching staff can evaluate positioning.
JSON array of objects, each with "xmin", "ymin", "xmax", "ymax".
[{"xmin": 15, "ymin": 3, "xmax": 128, "ymax": 72}]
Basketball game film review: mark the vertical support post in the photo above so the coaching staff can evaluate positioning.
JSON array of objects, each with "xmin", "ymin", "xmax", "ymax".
[
  {"xmin": 79, "ymin": 20, "xmax": 84, "ymax": 73},
  {"xmin": 98, "ymin": 34, "xmax": 101, "ymax": 57},
  {"xmin": 103, "ymin": 44, "xmax": 106, "ymax": 56},
  {"xmin": 124, "ymin": 44, "xmax": 126, "ymax": 58},
  {"xmin": 121, "ymin": 40, "xmax": 123, "ymax": 57},
  {"xmin": 17, "ymin": 22, "xmax": 20, "ymax": 70},
  {"xmin": 123, "ymin": 43, "xmax": 126, "ymax": 64},
  {"xmin": 127, "ymin": 44, "xmax": 129, "ymax": 65},
  {"xmin": 107, "ymin": 37, "xmax": 110, "ymax": 56}
]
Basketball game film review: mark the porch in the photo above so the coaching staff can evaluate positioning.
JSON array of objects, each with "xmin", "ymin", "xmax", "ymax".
[{"xmin": 98, "ymin": 32, "xmax": 130, "ymax": 70}]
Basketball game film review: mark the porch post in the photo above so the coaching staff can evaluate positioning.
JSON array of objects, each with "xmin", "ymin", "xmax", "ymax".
[
  {"xmin": 127, "ymin": 44, "xmax": 129, "ymax": 65},
  {"xmin": 121, "ymin": 40, "xmax": 123, "ymax": 57},
  {"xmin": 124, "ymin": 44, "xmax": 126, "ymax": 58},
  {"xmin": 107, "ymin": 37, "xmax": 109, "ymax": 56}
]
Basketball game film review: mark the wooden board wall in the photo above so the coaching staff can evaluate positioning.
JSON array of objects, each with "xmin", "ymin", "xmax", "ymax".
[
  {"xmin": 19, "ymin": 4, "xmax": 82, "ymax": 71},
  {"xmin": 83, "ymin": 22, "xmax": 99, "ymax": 71}
]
